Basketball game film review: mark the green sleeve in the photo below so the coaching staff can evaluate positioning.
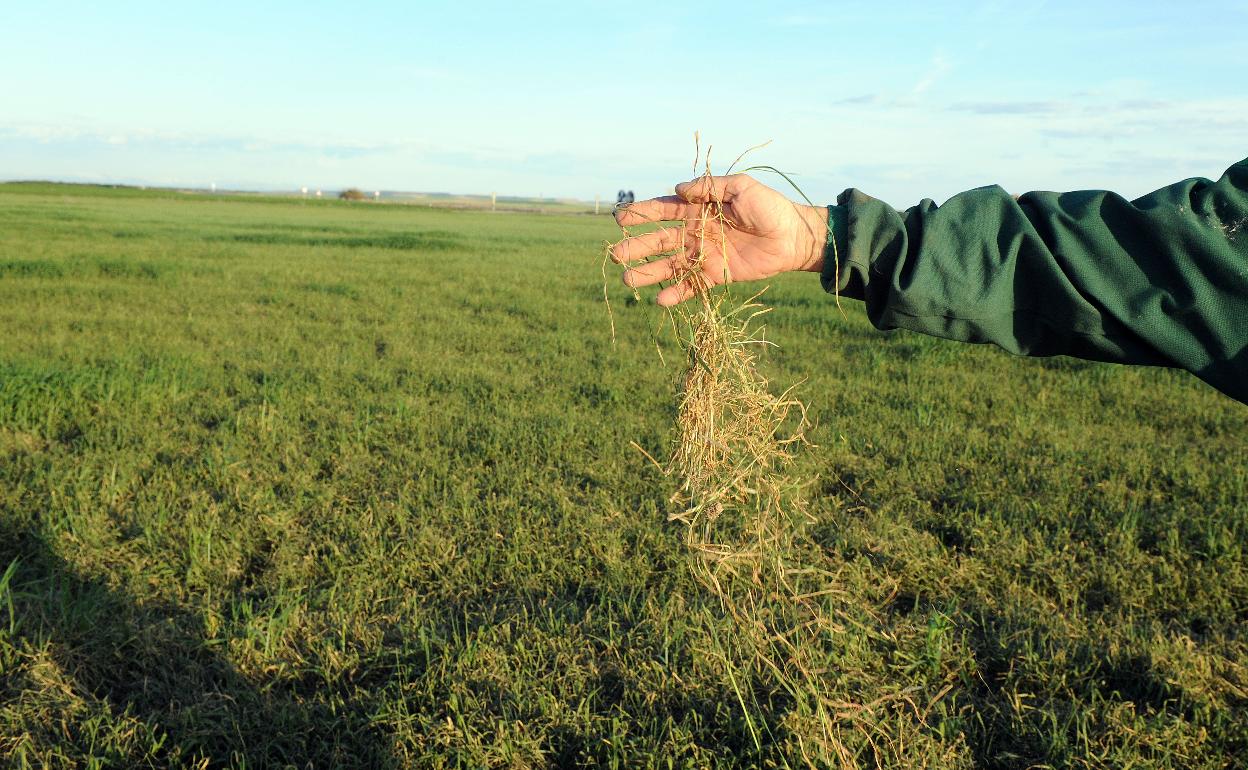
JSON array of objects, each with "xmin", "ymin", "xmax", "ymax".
[{"xmin": 821, "ymin": 158, "xmax": 1248, "ymax": 404}]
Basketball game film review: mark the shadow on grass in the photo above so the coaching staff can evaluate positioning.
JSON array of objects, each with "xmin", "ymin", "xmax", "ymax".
[
  {"xmin": 0, "ymin": 525, "xmax": 397, "ymax": 768},
  {"xmin": 909, "ymin": 595, "xmax": 1247, "ymax": 768}
]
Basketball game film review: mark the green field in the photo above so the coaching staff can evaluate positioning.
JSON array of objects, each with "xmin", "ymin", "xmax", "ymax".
[{"xmin": 1, "ymin": 182, "xmax": 1245, "ymax": 768}]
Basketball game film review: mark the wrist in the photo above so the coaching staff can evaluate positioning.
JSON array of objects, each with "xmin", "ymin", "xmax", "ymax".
[{"xmin": 796, "ymin": 204, "xmax": 829, "ymax": 272}]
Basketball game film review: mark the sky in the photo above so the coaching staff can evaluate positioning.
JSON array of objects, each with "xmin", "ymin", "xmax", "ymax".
[{"xmin": 2, "ymin": 0, "xmax": 1246, "ymax": 207}]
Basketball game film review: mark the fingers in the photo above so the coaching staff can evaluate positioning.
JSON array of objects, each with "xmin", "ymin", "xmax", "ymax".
[
  {"xmin": 614, "ymin": 175, "xmax": 756, "ymax": 226},
  {"xmin": 610, "ymin": 173, "xmax": 755, "ymax": 309},
  {"xmin": 614, "ymin": 196, "xmax": 701, "ymax": 226},
  {"xmin": 622, "ymin": 256, "xmax": 679, "ymax": 289},
  {"xmin": 656, "ymin": 279, "xmax": 700, "ymax": 308},
  {"xmin": 610, "ymin": 226, "xmax": 684, "ymax": 264},
  {"xmin": 674, "ymin": 174, "xmax": 754, "ymax": 205}
]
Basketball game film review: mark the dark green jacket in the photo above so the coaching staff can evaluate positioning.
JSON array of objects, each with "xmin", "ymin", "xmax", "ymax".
[{"xmin": 824, "ymin": 159, "xmax": 1248, "ymax": 404}]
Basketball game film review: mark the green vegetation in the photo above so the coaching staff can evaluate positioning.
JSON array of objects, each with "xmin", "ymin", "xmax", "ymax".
[{"xmin": 1, "ymin": 183, "xmax": 1245, "ymax": 768}]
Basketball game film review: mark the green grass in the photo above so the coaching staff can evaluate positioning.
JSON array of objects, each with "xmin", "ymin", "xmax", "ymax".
[{"xmin": 0, "ymin": 182, "xmax": 1245, "ymax": 768}]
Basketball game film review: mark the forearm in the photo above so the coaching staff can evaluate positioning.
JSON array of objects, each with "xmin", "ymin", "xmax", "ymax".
[{"xmin": 819, "ymin": 159, "xmax": 1248, "ymax": 403}]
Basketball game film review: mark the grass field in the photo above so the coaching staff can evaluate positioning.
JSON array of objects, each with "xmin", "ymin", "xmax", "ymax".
[{"xmin": 1, "ymin": 182, "xmax": 1245, "ymax": 768}]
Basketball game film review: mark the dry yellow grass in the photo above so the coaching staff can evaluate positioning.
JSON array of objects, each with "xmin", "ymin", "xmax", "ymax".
[{"xmin": 607, "ymin": 142, "xmax": 897, "ymax": 764}]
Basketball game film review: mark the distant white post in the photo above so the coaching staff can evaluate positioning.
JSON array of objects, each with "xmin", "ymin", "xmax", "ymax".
[
  {"xmin": 374, "ymin": 190, "xmax": 380, "ymax": 201},
  {"xmin": 316, "ymin": 189, "xmax": 322, "ymax": 199},
  {"xmin": 211, "ymin": 182, "xmax": 216, "ymax": 193},
  {"xmin": 595, "ymin": 195, "xmax": 599, "ymax": 215},
  {"xmin": 301, "ymin": 186, "xmax": 308, "ymax": 198},
  {"xmin": 491, "ymin": 191, "xmax": 496, "ymax": 212}
]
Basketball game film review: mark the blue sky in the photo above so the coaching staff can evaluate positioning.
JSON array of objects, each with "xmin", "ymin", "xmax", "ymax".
[{"xmin": 2, "ymin": 0, "xmax": 1246, "ymax": 206}]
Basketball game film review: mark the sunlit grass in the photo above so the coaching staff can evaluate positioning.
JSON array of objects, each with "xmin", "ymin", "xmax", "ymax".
[{"xmin": 1, "ymin": 183, "xmax": 1245, "ymax": 768}]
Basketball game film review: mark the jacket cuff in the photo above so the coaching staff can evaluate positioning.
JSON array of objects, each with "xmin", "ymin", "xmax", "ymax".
[{"xmin": 820, "ymin": 203, "xmax": 850, "ymax": 295}]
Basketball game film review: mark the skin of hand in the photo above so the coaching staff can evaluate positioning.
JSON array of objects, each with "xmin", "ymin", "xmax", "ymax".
[{"xmin": 609, "ymin": 174, "xmax": 829, "ymax": 307}]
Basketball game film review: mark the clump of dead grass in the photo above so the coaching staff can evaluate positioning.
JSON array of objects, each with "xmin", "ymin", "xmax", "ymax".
[
  {"xmin": 619, "ymin": 138, "xmax": 815, "ymax": 542},
  {"xmin": 607, "ymin": 140, "xmax": 897, "ymax": 764}
]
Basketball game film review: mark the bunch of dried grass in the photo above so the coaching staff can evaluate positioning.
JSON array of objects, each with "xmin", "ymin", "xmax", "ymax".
[{"xmin": 607, "ymin": 142, "xmax": 881, "ymax": 763}]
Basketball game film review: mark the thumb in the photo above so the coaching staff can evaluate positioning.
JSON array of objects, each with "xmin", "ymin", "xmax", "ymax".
[{"xmin": 675, "ymin": 174, "xmax": 754, "ymax": 205}]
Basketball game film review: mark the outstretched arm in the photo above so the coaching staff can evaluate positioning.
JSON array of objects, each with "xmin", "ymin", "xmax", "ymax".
[{"xmin": 612, "ymin": 160, "xmax": 1248, "ymax": 404}]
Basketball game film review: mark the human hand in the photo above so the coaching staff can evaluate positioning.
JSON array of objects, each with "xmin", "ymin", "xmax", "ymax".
[{"xmin": 610, "ymin": 174, "xmax": 828, "ymax": 307}]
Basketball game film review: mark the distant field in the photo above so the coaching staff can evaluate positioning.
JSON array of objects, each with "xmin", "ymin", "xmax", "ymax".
[
  {"xmin": 0, "ymin": 182, "xmax": 609, "ymax": 215},
  {"xmin": 1, "ymin": 182, "xmax": 1245, "ymax": 768}
]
